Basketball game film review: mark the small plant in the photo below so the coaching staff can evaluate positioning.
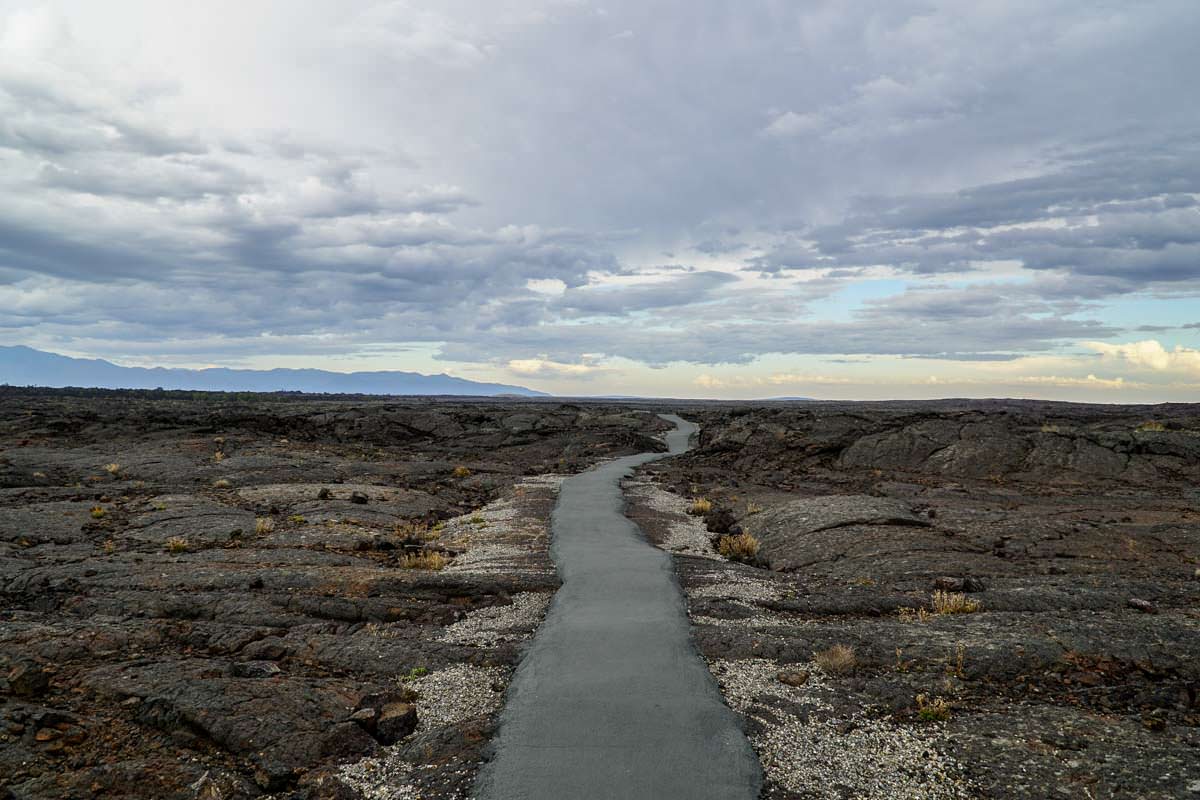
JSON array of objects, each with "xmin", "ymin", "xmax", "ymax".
[
  {"xmin": 1136, "ymin": 420, "xmax": 1166, "ymax": 432},
  {"xmin": 813, "ymin": 643, "xmax": 856, "ymax": 674},
  {"xmin": 470, "ymin": 513, "xmax": 486, "ymax": 525},
  {"xmin": 102, "ymin": 539, "xmax": 116, "ymax": 554},
  {"xmin": 32, "ymin": 471, "xmax": 46, "ymax": 479},
  {"xmin": 164, "ymin": 536, "xmax": 188, "ymax": 553},
  {"xmin": 894, "ymin": 647, "xmax": 913, "ymax": 673},
  {"xmin": 716, "ymin": 532, "xmax": 760, "ymax": 562},
  {"xmin": 90, "ymin": 506, "xmax": 107, "ymax": 520},
  {"xmin": 452, "ymin": 465, "xmax": 472, "ymax": 478},
  {"xmin": 104, "ymin": 463, "xmax": 121, "ymax": 476},
  {"xmin": 153, "ymin": 502, "xmax": 168, "ymax": 511},
  {"xmin": 950, "ymin": 642, "xmax": 967, "ymax": 679},
  {"xmin": 745, "ymin": 502, "xmax": 764, "ymax": 515},
  {"xmin": 898, "ymin": 606, "xmax": 933, "ymax": 623},
  {"xmin": 400, "ymin": 551, "xmax": 448, "ymax": 570},
  {"xmin": 931, "ymin": 591, "xmax": 980, "ymax": 615},
  {"xmin": 916, "ymin": 693, "xmax": 951, "ymax": 723},
  {"xmin": 288, "ymin": 515, "xmax": 307, "ymax": 524},
  {"xmin": 363, "ymin": 622, "xmax": 406, "ymax": 639},
  {"xmin": 255, "ymin": 517, "xmax": 275, "ymax": 535},
  {"xmin": 401, "ymin": 666, "xmax": 429, "ymax": 681},
  {"xmin": 212, "ymin": 478, "xmax": 232, "ymax": 489},
  {"xmin": 213, "ymin": 451, "xmax": 226, "ymax": 462},
  {"xmin": 396, "ymin": 520, "xmax": 439, "ymax": 541},
  {"xmin": 1040, "ymin": 423, "xmax": 1061, "ymax": 434},
  {"xmin": 689, "ymin": 497, "xmax": 713, "ymax": 515}
]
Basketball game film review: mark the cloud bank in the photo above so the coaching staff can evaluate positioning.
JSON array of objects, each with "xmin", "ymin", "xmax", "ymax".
[{"xmin": 1, "ymin": 1, "xmax": 1198, "ymax": 398}]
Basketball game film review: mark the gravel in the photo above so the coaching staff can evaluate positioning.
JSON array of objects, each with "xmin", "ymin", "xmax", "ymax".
[
  {"xmin": 442, "ymin": 476, "xmax": 563, "ymax": 578},
  {"xmin": 333, "ymin": 664, "xmax": 512, "ymax": 799},
  {"xmin": 709, "ymin": 658, "xmax": 972, "ymax": 799},
  {"xmin": 688, "ymin": 572, "xmax": 788, "ymax": 603},
  {"xmin": 622, "ymin": 478, "xmax": 723, "ymax": 560},
  {"xmin": 439, "ymin": 592, "xmax": 552, "ymax": 647},
  {"xmin": 411, "ymin": 664, "xmax": 512, "ymax": 731}
]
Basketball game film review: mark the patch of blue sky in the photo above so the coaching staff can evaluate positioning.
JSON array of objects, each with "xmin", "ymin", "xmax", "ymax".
[
  {"xmin": 818, "ymin": 278, "xmax": 911, "ymax": 321},
  {"xmin": 1091, "ymin": 294, "xmax": 1200, "ymax": 346}
]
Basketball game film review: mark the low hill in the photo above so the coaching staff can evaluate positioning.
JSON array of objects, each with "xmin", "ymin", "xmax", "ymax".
[{"xmin": 0, "ymin": 346, "xmax": 546, "ymax": 397}]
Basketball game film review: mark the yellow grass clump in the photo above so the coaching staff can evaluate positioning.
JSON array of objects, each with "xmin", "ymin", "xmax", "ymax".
[
  {"xmin": 814, "ymin": 644, "xmax": 857, "ymax": 674},
  {"xmin": 931, "ymin": 590, "xmax": 981, "ymax": 615},
  {"xmin": 916, "ymin": 694, "xmax": 951, "ymax": 722},
  {"xmin": 716, "ymin": 532, "xmax": 760, "ymax": 561},
  {"xmin": 400, "ymin": 551, "xmax": 448, "ymax": 570}
]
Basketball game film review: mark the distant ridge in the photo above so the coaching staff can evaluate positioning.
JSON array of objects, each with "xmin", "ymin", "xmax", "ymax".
[{"xmin": 0, "ymin": 346, "xmax": 547, "ymax": 397}]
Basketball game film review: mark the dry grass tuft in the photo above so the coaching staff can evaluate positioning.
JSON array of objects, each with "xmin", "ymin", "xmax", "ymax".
[
  {"xmin": 211, "ymin": 478, "xmax": 232, "ymax": 489},
  {"xmin": 396, "ymin": 520, "xmax": 440, "ymax": 541},
  {"xmin": 452, "ymin": 465, "xmax": 472, "ymax": 478},
  {"xmin": 813, "ymin": 643, "xmax": 857, "ymax": 674},
  {"xmin": 255, "ymin": 517, "xmax": 275, "ymax": 535},
  {"xmin": 716, "ymin": 532, "xmax": 760, "ymax": 561},
  {"xmin": 898, "ymin": 606, "xmax": 933, "ymax": 623},
  {"xmin": 931, "ymin": 590, "xmax": 981, "ymax": 615},
  {"xmin": 400, "ymin": 551, "xmax": 448, "ymax": 570},
  {"xmin": 213, "ymin": 451, "xmax": 226, "ymax": 462},
  {"xmin": 89, "ymin": 506, "xmax": 107, "ymax": 520},
  {"xmin": 102, "ymin": 539, "xmax": 116, "ymax": 555},
  {"xmin": 164, "ymin": 536, "xmax": 188, "ymax": 553},
  {"xmin": 689, "ymin": 497, "xmax": 713, "ymax": 515},
  {"xmin": 104, "ymin": 463, "xmax": 121, "ymax": 476},
  {"xmin": 1136, "ymin": 420, "xmax": 1166, "ymax": 432},
  {"xmin": 916, "ymin": 693, "xmax": 951, "ymax": 722}
]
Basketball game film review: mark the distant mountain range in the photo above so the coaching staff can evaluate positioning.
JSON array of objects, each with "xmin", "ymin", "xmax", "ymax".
[{"xmin": 0, "ymin": 346, "xmax": 546, "ymax": 397}]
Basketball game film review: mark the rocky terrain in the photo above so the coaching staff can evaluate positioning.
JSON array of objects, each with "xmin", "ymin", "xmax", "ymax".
[
  {"xmin": 4, "ymin": 391, "xmax": 1199, "ymax": 799},
  {"xmin": 631, "ymin": 399, "xmax": 1200, "ymax": 799},
  {"xmin": 0, "ymin": 388, "xmax": 669, "ymax": 800}
]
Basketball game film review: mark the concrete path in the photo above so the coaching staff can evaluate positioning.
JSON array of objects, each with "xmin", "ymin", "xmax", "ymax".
[{"xmin": 473, "ymin": 414, "xmax": 762, "ymax": 800}]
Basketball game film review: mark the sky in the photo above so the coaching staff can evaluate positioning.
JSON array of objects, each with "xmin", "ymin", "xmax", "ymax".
[{"xmin": 1, "ymin": 0, "xmax": 1199, "ymax": 401}]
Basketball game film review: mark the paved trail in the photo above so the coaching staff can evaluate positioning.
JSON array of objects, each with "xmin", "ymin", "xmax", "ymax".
[{"xmin": 474, "ymin": 414, "xmax": 762, "ymax": 800}]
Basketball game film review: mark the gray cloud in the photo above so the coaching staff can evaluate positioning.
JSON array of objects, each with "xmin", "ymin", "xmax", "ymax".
[
  {"xmin": 1, "ymin": 1, "xmax": 1198, "ymax": 375},
  {"xmin": 552, "ymin": 271, "xmax": 737, "ymax": 316}
]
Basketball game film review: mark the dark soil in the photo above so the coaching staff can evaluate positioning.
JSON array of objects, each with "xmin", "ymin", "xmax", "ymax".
[
  {"xmin": 635, "ymin": 399, "xmax": 1200, "ymax": 799},
  {"xmin": 0, "ymin": 389, "xmax": 669, "ymax": 800}
]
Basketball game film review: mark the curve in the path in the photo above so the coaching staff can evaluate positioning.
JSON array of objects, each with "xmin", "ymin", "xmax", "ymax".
[{"xmin": 473, "ymin": 414, "xmax": 763, "ymax": 800}]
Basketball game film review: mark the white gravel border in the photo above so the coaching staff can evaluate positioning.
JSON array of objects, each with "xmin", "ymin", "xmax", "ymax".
[
  {"xmin": 622, "ymin": 478, "xmax": 724, "ymax": 560},
  {"xmin": 439, "ymin": 592, "xmax": 552, "ymax": 647},
  {"xmin": 710, "ymin": 658, "xmax": 971, "ymax": 799}
]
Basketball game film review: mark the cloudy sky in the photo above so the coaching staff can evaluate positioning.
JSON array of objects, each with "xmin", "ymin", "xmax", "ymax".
[{"xmin": 2, "ymin": 0, "xmax": 1199, "ymax": 400}]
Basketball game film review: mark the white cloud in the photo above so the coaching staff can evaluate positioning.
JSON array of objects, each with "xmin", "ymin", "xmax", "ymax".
[
  {"xmin": 1084, "ymin": 340, "xmax": 1200, "ymax": 375},
  {"xmin": 694, "ymin": 373, "xmax": 852, "ymax": 389},
  {"xmin": 1011, "ymin": 374, "xmax": 1140, "ymax": 390},
  {"xmin": 507, "ymin": 356, "xmax": 610, "ymax": 379}
]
